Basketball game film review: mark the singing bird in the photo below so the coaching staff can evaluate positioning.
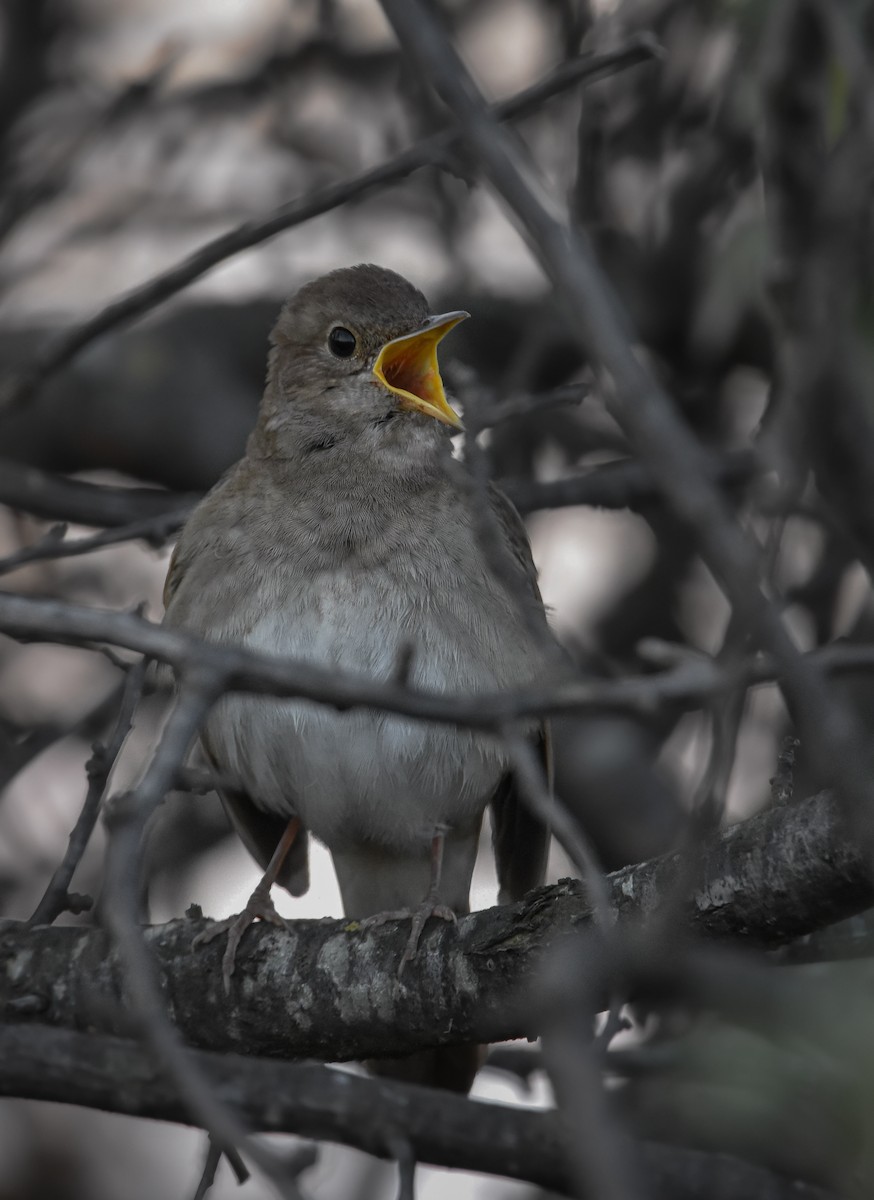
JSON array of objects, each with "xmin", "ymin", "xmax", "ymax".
[{"xmin": 163, "ymin": 264, "xmax": 555, "ymax": 1090}]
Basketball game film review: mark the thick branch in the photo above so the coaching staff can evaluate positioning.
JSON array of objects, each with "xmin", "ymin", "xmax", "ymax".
[
  {"xmin": 1, "ymin": 792, "xmax": 867, "ymax": 1060},
  {"xmin": 0, "ymin": 1025, "xmax": 834, "ymax": 1200}
]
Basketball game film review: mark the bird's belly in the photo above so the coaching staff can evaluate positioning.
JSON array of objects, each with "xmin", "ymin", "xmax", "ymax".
[
  {"xmin": 207, "ymin": 697, "xmax": 502, "ymax": 850},
  {"xmin": 204, "ymin": 594, "xmax": 510, "ymax": 852}
]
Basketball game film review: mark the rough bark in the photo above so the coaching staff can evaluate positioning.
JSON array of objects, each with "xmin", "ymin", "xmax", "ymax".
[{"xmin": 2, "ymin": 790, "xmax": 868, "ymax": 1061}]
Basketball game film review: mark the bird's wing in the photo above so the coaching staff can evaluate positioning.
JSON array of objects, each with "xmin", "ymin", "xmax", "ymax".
[
  {"xmin": 487, "ymin": 481, "xmax": 543, "ymax": 597},
  {"xmin": 487, "ymin": 483, "xmax": 552, "ymax": 902},
  {"xmin": 200, "ymin": 729, "xmax": 310, "ymax": 897},
  {"xmin": 162, "ymin": 538, "xmax": 187, "ymax": 609},
  {"xmin": 165, "ymin": 534, "xmax": 310, "ymax": 898},
  {"xmin": 490, "ymin": 725, "xmax": 553, "ymax": 903}
]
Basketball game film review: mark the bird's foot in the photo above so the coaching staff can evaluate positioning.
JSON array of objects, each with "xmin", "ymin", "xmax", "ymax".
[
  {"xmin": 361, "ymin": 896, "xmax": 457, "ymax": 977},
  {"xmin": 193, "ymin": 885, "xmax": 291, "ymax": 993}
]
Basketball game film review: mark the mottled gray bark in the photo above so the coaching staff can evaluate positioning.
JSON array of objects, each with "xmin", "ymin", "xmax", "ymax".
[{"xmin": 1, "ymin": 790, "xmax": 868, "ymax": 1061}]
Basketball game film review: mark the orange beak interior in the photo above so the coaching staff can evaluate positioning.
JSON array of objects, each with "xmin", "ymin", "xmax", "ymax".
[{"xmin": 373, "ymin": 311, "xmax": 468, "ymax": 428}]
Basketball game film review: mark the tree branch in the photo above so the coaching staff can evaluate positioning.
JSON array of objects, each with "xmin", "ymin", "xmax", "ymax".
[
  {"xmin": 0, "ymin": 448, "xmax": 756, "ymax": 530},
  {"xmin": 4, "ymin": 591, "xmax": 874, "ymax": 731},
  {"xmin": 0, "ymin": 38, "xmax": 658, "ymax": 415},
  {"xmin": 376, "ymin": 0, "xmax": 874, "ymax": 843},
  {"xmin": 2, "ymin": 791, "xmax": 866, "ymax": 1060},
  {"xmin": 0, "ymin": 461, "xmax": 196, "ymax": 527},
  {"xmin": 0, "ymin": 1024, "xmax": 835, "ymax": 1200},
  {"xmin": 0, "ymin": 508, "xmax": 190, "ymax": 577}
]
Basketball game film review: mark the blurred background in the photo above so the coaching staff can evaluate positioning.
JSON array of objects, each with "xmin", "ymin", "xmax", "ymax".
[{"xmin": 2, "ymin": 0, "xmax": 873, "ymax": 1197}]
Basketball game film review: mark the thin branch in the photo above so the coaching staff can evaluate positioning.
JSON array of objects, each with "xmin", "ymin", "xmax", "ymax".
[
  {"xmin": 0, "ymin": 461, "xmax": 196, "ymax": 528},
  {"xmin": 505, "ymin": 448, "xmax": 758, "ymax": 515},
  {"xmin": 3, "ymin": 591, "xmax": 874, "ymax": 731},
  {"xmin": 0, "ymin": 508, "xmax": 191, "ymax": 577},
  {"xmin": 0, "ymin": 448, "xmax": 756, "ymax": 530},
  {"xmin": 376, "ymin": 0, "xmax": 874, "ymax": 838},
  {"xmin": 0, "ymin": 673, "xmax": 126, "ymax": 796},
  {"xmin": 0, "ymin": 45, "xmax": 181, "ymax": 250},
  {"xmin": 467, "ymin": 381, "xmax": 587, "ymax": 430},
  {"xmin": 191, "ymin": 1139, "xmax": 226, "ymax": 1200},
  {"xmin": 0, "ymin": 39, "xmax": 658, "ymax": 415},
  {"xmin": 99, "ymin": 677, "xmax": 311, "ymax": 1198},
  {"xmin": 28, "ymin": 659, "xmax": 147, "ymax": 926},
  {"xmin": 501, "ymin": 726, "xmax": 638, "ymax": 1200}
]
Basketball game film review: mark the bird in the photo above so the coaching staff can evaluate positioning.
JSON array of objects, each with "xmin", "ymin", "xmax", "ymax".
[{"xmin": 163, "ymin": 263, "xmax": 556, "ymax": 1091}]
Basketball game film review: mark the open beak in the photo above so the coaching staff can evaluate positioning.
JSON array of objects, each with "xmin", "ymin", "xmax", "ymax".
[{"xmin": 373, "ymin": 311, "xmax": 468, "ymax": 429}]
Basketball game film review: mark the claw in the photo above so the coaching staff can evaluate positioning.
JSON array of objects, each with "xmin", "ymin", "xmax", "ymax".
[
  {"xmin": 194, "ymin": 887, "xmax": 291, "ymax": 993},
  {"xmin": 192, "ymin": 817, "xmax": 301, "ymax": 993},
  {"xmin": 358, "ymin": 826, "xmax": 459, "ymax": 977},
  {"xmin": 361, "ymin": 896, "xmax": 457, "ymax": 977}
]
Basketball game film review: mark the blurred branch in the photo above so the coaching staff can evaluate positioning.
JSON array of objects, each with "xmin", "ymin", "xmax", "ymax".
[
  {"xmin": 505, "ymin": 448, "xmax": 757, "ymax": 515},
  {"xmin": 0, "ymin": 44, "xmax": 180, "ymax": 250},
  {"xmin": 376, "ymin": 0, "xmax": 874, "ymax": 835},
  {"xmin": 27, "ymin": 659, "xmax": 146, "ymax": 926},
  {"xmin": 0, "ymin": 448, "xmax": 756, "ymax": 530},
  {"xmin": 5, "ymin": 791, "xmax": 869, "ymax": 1060},
  {"xmin": 0, "ymin": 37, "xmax": 659, "ymax": 415},
  {"xmin": 0, "ymin": 508, "xmax": 190, "ymax": 577},
  {"xmin": 99, "ymin": 677, "xmax": 308, "ymax": 1198},
  {"xmin": 0, "ymin": 673, "xmax": 125, "ymax": 795},
  {"xmin": 0, "ymin": 1024, "xmax": 836, "ymax": 1200},
  {"xmin": 4, "ymin": 591, "xmax": 874, "ymax": 728},
  {"xmin": 0, "ymin": 460, "xmax": 195, "ymax": 526}
]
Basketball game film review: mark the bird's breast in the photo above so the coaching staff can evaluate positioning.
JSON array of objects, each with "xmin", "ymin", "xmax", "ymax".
[{"xmin": 201, "ymin": 568, "xmax": 534, "ymax": 852}]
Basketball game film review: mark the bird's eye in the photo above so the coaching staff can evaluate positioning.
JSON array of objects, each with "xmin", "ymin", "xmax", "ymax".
[{"xmin": 328, "ymin": 327, "xmax": 356, "ymax": 358}]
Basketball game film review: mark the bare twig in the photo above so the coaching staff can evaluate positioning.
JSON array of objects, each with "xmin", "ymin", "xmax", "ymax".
[
  {"xmin": 506, "ymin": 448, "xmax": 758, "ymax": 513},
  {"xmin": 463, "ymin": 381, "xmax": 588, "ymax": 431},
  {"xmin": 540, "ymin": 963, "xmax": 645, "ymax": 1200},
  {"xmin": 0, "ymin": 448, "xmax": 756, "ymax": 529},
  {"xmin": 0, "ymin": 39, "xmax": 658, "ymax": 414},
  {"xmin": 3, "ymin": 591, "xmax": 874, "ymax": 731},
  {"xmin": 0, "ymin": 673, "xmax": 126, "ymax": 796},
  {"xmin": 191, "ymin": 1137, "xmax": 238, "ymax": 1200},
  {"xmin": 0, "ymin": 461, "xmax": 196, "ymax": 528},
  {"xmin": 385, "ymin": 1134, "xmax": 416, "ymax": 1200},
  {"xmin": 101, "ymin": 677, "xmax": 310, "ymax": 1198},
  {"xmin": 28, "ymin": 659, "xmax": 147, "ymax": 926},
  {"xmin": 0, "ymin": 508, "xmax": 190, "ymax": 577},
  {"xmin": 376, "ymin": 0, "xmax": 874, "ymax": 840},
  {"xmin": 0, "ymin": 45, "xmax": 180, "ymax": 250}
]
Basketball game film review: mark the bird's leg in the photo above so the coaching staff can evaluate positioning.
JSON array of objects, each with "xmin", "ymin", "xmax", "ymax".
[
  {"xmin": 193, "ymin": 816, "xmax": 300, "ymax": 992},
  {"xmin": 361, "ymin": 825, "xmax": 457, "ymax": 977}
]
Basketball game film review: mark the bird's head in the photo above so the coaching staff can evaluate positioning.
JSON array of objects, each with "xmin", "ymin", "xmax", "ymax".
[{"xmin": 257, "ymin": 264, "xmax": 467, "ymax": 456}]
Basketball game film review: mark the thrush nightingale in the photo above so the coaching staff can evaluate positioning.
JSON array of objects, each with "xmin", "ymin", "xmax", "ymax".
[{"xmin": 163, "ymin": 264, "xmax": 557, "ymax": 1090}]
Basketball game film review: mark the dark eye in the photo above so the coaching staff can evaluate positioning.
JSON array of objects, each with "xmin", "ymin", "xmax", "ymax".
[{"xmin": 328, "ymin": 326, "xmax": 356, "ymax": 358}]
